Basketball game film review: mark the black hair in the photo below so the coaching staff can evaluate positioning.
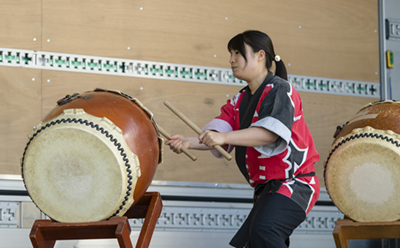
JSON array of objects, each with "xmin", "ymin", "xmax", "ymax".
[{"xmin": 227, "ymin": 30, "xmax": 287, "ymax": 80}]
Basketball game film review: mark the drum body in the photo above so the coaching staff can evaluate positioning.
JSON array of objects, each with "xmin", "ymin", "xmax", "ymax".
[
  {"xmin": 21, "ymin": 88, "xmax": 162, "ymax": 222},
  {"xmin": 325, "ymin": 100, "xmax": 400, "ymax": 222}
]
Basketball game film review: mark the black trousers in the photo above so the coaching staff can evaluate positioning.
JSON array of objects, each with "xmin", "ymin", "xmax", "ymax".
[{"xmin": 230, "ymin": 189, "xmax": 306, "ymax": 248}]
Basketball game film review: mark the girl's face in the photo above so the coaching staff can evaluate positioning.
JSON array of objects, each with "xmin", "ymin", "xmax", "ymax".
[{"xmin": 229, "ymin": 43, "xmax": 262, "ymax": 82}]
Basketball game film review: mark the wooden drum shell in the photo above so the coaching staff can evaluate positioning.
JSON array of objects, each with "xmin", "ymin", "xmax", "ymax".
[
  {"xmin": 22, "ymin": 88, "xmax": 162, "ymax": 222},
  {"xmin": 332, "ymin": 100, "xmax": 400, "ymax": 144}
]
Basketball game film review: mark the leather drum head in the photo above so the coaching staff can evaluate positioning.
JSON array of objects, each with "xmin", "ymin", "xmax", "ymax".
[
  {"xmin": 325, "ymin": 127, "xmax": 400, "ymax": 222},
  {"xmin": 22, "ymin": 109, "xmax": 140, "ymax": 222}
]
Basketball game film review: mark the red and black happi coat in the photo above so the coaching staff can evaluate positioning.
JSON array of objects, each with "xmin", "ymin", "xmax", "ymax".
[{"xmin": 203, "ymin": 72, "xmax": 320, "ymax": 214}]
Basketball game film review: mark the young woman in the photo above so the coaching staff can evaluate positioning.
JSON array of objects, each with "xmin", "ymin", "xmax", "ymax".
[{"xmin": 165, "ymin": 30, "xmax": 320, "ymax": 248}]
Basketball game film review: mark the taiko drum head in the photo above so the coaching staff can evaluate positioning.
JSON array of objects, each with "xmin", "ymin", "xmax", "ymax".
[
  {"xmin": 325, "ymin": 100, "xmax": 400, "ymax": 222},
  {"xmin": 21, "ymin": 88, "xmax": 162, "ymax": 223}
]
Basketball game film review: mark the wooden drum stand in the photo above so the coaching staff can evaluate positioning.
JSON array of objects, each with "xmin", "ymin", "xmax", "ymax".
[
  {"xmin": 29, "ymin": 192, "xmax": 163, "ymax": 248},
  {"xmin": 333, "ymin": 217, "xmax": 400, "ymax": 248}
]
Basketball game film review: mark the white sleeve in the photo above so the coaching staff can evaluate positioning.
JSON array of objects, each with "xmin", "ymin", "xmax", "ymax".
[
  {"xmin": 202, "ymin": 119, "xmax": 235, "ymax": 158},
  {"xmin": 250, "ymin": 116, "xmax": 290, "ymax": 156}
]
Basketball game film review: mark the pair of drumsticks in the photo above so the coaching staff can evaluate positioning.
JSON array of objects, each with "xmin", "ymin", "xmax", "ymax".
[{"xmin": 159, "ymin": 101, "xmax": 232, "ymax": 161}]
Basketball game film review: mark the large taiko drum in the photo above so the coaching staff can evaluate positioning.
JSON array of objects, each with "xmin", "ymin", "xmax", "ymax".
[
  {"xmin": 324, "ymin": 100, "xmax": 400, "ymax": 222},
  {"xmin": 21, "ymin": 88, "xmax": 162, "ymax": 223}
]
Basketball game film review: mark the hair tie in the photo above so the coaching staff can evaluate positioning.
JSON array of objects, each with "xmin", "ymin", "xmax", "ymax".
[{"xmin": 274, "ymin": 55, "xmax": 281, "ymax": 62}]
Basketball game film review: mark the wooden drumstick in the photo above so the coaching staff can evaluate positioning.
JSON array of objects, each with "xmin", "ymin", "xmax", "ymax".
[
  {"xmin": 158, "ymin": 125, "xmax": 197, "ymax": 161},
  {"xmin": 164, "ymin": 100, "xmax": 233, "ymax": 161}
]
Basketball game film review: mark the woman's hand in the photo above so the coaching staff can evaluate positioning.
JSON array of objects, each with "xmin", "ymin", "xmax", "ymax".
[
  {"xmin": 164, "ymin": 134, "xmax": 190, "ymax": 154},
  {"xmin": 198, "ymin": 130, "xmax": 226, "ymax": 147}
]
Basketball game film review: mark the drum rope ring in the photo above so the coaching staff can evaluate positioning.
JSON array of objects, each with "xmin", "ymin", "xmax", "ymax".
[{"xmin": 21, "ymin": 117, "xmax": 134, "ymax": 218}]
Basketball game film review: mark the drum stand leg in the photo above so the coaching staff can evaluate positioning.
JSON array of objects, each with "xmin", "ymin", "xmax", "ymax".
[
  {"xmin": 333, "ymin": 217, "xmax": 400, "ymax": 248},
  {"xmin": 29, "ymin": 192, "xmax": 163, "ymax": 248}
]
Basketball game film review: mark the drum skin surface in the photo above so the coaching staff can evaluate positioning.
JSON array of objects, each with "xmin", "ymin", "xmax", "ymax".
[
  {"xmin": 325, "ymin": 101, "xmax": 400, "ymax": 222},
  {"xmin": 21, "ymin": 89, "xmax": 162, "ymax": 222}
]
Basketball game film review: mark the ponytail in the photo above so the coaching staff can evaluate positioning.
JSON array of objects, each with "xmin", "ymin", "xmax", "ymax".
[{"xmin": 274, "ymin": 55, "xmax": 288, "ymax": 80}]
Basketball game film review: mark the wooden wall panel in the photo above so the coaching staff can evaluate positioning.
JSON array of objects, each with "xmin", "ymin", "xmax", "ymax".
[
  {"xmin": 0, "ymin": 0, "xmax": 381, "ymax": 186},
  {"xmin": 0, "ymin": 0, "xmax": 41, "ymax": 50},
  {"xmin": 41, "ymin": 0, "xmax": 378, "ymax": 83},
  {"xmin": 0, "ymin": 67, "xmax": 42, "ymax": 174}
]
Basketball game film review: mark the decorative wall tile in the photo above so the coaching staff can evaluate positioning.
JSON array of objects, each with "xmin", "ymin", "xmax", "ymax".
[{"xmin": 0, "ymin": 48, "xmax": 379, "ymax": 97}]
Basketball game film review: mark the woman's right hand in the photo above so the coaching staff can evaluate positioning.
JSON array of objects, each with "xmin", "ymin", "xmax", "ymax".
[{"xmin": 164, "ymin": 134, "xmax": 190, "ymax": 154}]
